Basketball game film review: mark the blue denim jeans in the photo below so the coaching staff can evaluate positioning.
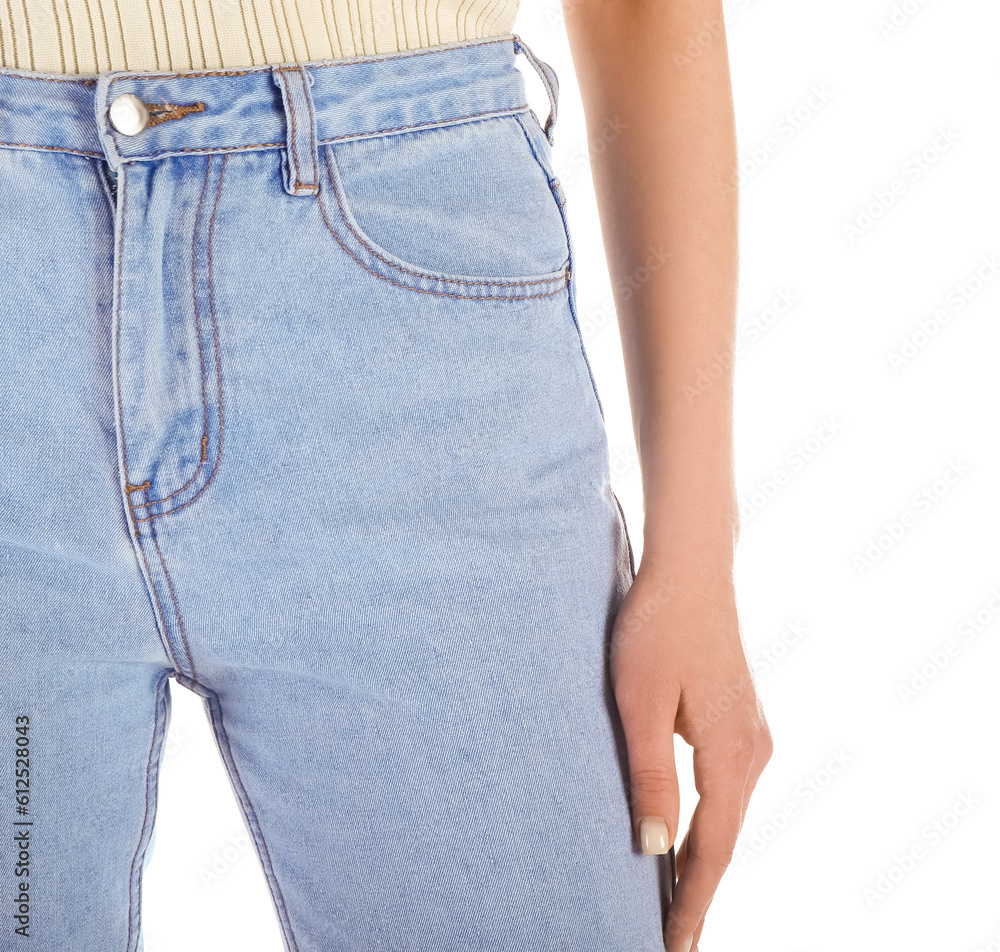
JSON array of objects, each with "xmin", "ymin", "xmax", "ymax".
[{"xmin": 0, "ymin": 34, "xmax": 669, "ymax": 951}]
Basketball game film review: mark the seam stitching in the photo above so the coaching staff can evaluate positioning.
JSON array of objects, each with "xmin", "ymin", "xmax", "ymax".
[
  {"xmin": 513, "ymin": 110, "xmax": 604, "ymax": 416},
  {"xmin": 108, "ymin": 103, "xmax": 530, "ymax": 160},
  {"xmin": 114, "ymin": 163, "xmax": 138, "ymax": 532},
  {"xmin": 136, "ymin": 153, "xmax": 228, "ymax": 519},
  {"xmin": 320, "ymin": 140, "xmax": 568, "ymax": 295},
  {"xmin": 196, "ymin": 685, "xmax": 303, "ymax": 952},
  {"xmin": 131, "ymin": 498, "xmax": 185, "ymax": 675},
  {"xmin": 303, "ymin": 67, "xmax": 318, "ymax": 188},
  {"xmin": 0, "ymin": 141, "xmax": 104, "ymax": 156},
  {"xmin": 282, "ymin": 70, "xmax": 302, "ymax": 188},
  {"xmin": 316, "ymin": 158, "xmax": 567, "ymax": 299},
  {"xmin": 138, "ymin": 155, "xmax": 213, "ymax": 507},
  {"xmin": 125, "ymin": 672, "xmax": 169, "ymax": 952},
  {"xmin": 149, "ymin": 518, "xmax": 199, "ymax": 683}
]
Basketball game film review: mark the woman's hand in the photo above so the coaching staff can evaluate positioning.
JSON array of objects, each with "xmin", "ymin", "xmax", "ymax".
[{"xmin": 609, "ymin": 557, "xmax": 772, "ymax": 952}]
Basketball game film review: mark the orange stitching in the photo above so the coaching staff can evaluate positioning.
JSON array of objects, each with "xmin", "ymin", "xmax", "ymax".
[
  {"xmin": 321, "ymin": 144, "xmax": 568, "ymax": 292},
  {"xmin": 137, "ymin": 155, "xmax": 213, "ymax": 508},
  {"xmin": 130, "ymin": 495, "xmax": 185, "ymax": 674},
  {"xmin": 303, "ymin": 67, "xmax": 318, "ymax": 187},
  {"xmin": 113, "ymin": 164, "xmax": 138, "ymax": 533},
  {"xmin": 316, "ymin": 175, "xmax": 568, "ymax": 300},
  {"xmin": 120, "ymin": 139, "xmax": 284, "ymax": 157},
  {"xmin": 318, "ymin": 104, "xmax": 529, "ymax": 143},
  {"xmin": 0, "ymin": 141, "xmax": 104, "ymax": 157},
  {"xmin": 106, "ymin": 105, "xmax": 530, "ymax": 161},
  {"xmin": 280, "ymin": 68, "xmax": 319, "ymax": 190},
  {"xmin": 148, "ymin": 516, "xmax": 199, "ymax": 683},
  {"xmin": 144, "ymin": 98, "xmax": 206, "ymax": 127},
  {"xmin": 134, "ymin": 152, "xmax": 228, "ymax": 521},
  {"xmin": 282, "ymin": 72, "xmax": 301, "ymax": 187}
]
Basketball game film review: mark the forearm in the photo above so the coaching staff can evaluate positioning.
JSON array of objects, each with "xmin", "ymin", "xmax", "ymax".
[{"xmin": 562, "ymin": 0, "xmax": 739, "ymax": 576}]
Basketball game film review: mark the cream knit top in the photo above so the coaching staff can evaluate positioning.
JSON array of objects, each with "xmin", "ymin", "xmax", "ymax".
[{"xmin": 0, "ymin": 0, "xmax": 519, "ymax": 74}]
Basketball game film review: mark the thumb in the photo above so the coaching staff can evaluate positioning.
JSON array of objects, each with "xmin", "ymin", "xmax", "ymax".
[{"xmin": 618, "ymin": 698, "xmax": 681, "ymax": 856}]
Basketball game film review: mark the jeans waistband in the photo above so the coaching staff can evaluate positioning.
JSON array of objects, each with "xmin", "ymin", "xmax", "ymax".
[{"xmin": 0, "ymin": 33, "xmax": 560, "ymax": 192}]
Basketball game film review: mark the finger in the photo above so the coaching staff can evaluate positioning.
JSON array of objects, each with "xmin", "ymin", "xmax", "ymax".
[
  {"xmin": 670, "ymin": 722, "xmax": 772, "ymax": 951},
  {"xmin": 614, "ymin": 682, "xmax": 681, "ymax": 856},
  {"xmin": 690, "ymin": 903, "xmax": 711, "ymax": 948},
  {"xmin": 662, "ymin": 739, "xmax": 753, "ymax": 951}
]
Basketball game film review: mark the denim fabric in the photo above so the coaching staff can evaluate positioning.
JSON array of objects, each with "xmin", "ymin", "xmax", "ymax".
[{"xmin": 0, "ymin": 34, "xmax": 668, "ymax": 951}]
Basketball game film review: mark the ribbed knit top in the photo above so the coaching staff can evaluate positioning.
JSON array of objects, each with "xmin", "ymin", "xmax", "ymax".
[{"xmin": 0, "ymin": 0, "xmax": 519, "ymax": 74}]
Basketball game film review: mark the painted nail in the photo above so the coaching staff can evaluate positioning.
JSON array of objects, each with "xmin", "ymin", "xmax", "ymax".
[{"xmin": 638, "ymin": 816, "xmax": 672, "ymax": 854}]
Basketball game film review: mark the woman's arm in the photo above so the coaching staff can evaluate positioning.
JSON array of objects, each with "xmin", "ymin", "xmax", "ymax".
[{"xmin": 560, "ymin": 1, "xmax": 772, "ymax": 949}]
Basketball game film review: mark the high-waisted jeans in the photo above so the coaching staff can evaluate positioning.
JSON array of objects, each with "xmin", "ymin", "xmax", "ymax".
[{"xmin": 0, "ymin": 33, "xmax": 671, "ymax": 951}]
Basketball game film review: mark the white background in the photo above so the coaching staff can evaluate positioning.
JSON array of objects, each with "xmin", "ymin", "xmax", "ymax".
[{"xmin": 143, "ymin": 1, "xmax": 1000, "ymax": 949}]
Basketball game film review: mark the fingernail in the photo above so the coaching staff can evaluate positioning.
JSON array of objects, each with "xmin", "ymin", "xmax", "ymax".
[
  {"xmin": 638, "ymin": 816, "xmax": 672, "ymax": 854},
  {"xmin": 666, "ymin": 936, "xmax": 693, "ymax": 952}
]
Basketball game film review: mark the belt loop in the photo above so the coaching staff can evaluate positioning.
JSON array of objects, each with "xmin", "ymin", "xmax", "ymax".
[
  {"xmin": 512, "ymin": 34, "xmax": 560, "ymax": 146},
  {"xmin": 271, "ymin": 65, "xmax": 320, "ymax": 197}
]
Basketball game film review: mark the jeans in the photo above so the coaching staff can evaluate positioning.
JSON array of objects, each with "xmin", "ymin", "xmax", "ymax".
[{"xmin": 0, "ymin": 33, "xmax": 669, "ymax": 951}]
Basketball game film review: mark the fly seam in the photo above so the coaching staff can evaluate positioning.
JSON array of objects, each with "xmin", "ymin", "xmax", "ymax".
[
  {"xmin": 134, "ymin": 152, "xmax": 228, "ymax": 520},
  {"xmin": 139, "ymin": 155, "xmax": 213, "ymax": 508},
  {"xmin": 114, "ymin": 164, "xmax": 136, "ymax": 520}
]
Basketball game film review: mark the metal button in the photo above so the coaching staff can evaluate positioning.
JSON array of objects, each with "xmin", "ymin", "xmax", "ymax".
[{"xmin": 108, "ymin": 93, "xmax": 150, "ymax": 136}]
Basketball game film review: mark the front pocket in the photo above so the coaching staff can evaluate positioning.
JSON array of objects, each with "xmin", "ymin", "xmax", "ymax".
[{"xmin": 316, "ymin": 112, "xmax": 572, "ymax": 300}]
